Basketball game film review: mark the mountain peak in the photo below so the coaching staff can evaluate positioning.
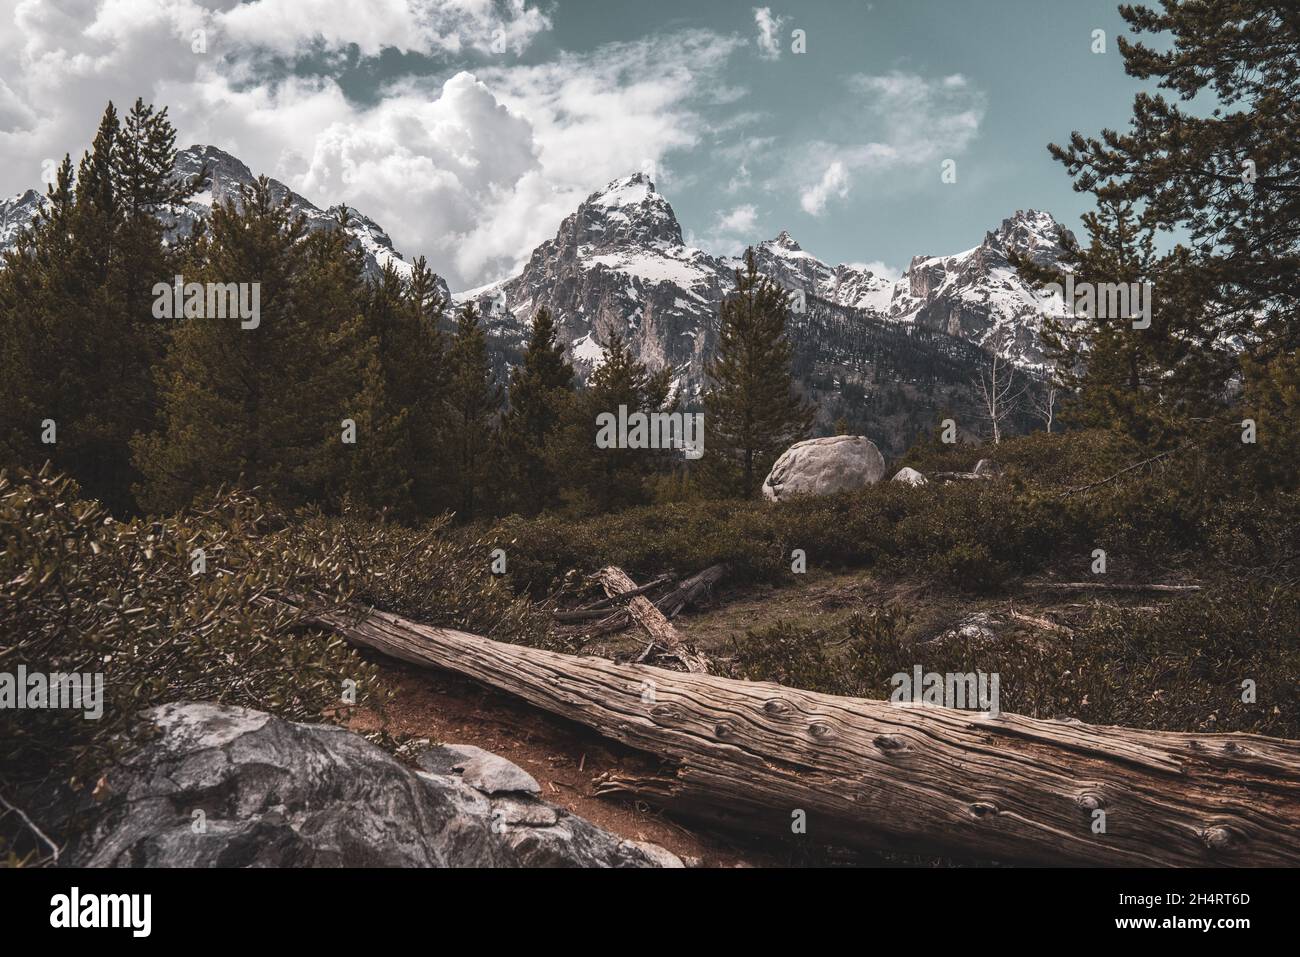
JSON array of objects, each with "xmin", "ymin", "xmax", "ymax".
[
  {"xmin": 767, "ymin": 229, "xmax": 803, "ymax": 252},
  {"xmin": 572, "ymin": 171, "xmax": 681, "ymax": 247},
  {"xmin": 983, "ymin": 208, "xmax": 1075, "ymax": 267},
  {"xmin": 588, "ymin": 171, "xmax": 658, "ymax": 206}
]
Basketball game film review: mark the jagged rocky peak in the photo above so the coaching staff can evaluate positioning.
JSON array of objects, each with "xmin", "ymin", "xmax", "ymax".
[
  {"xmin": 982, "ymin": 208, "xmax": 1075, "ymax": 266},
  {"xmin": 168, "ymin": 145, "xmax": 423, "ymax": 284},
  {"xmin": 767, "ymin": 229, "xmax": 803, "ymax": 252},
  {"xmin": 573, "ymin": 171, "xmax": 683, "ymax": 248},
  {"xmin": 0, "ymin": 188, "xmax": 45, "ymax": 249}
]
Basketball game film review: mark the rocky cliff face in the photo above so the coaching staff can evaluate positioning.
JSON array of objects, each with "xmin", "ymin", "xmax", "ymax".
[
  {"xmin": 0, "ymin": 188, "xmax": 44, "ymax": 253},
  {"xmin": 459, "ymin": 173, "xmax": 735, "ymax": 396},
  {"xmin": 457, "ymin": 177, "xmax": 1073, "ymax": 396},
  {"xmin": 884, "ymin": 210, "xmax": 1074, "ymax": 367}
]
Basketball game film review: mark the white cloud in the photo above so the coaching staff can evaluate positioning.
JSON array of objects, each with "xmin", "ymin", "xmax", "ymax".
[
  {"xmin": 789, "ymin": 71, "xmax": 986, "ymax": 213},
  {"xmin": 847, "ymin": 260, "xmax": 902, "ymax": 282},
  {"xmin": 752, "ymin": 7, "xmax": 786, "ymax": 60},
  {"xmin": 220, "ymin": 0, "xmax": 551, "ymax": 58},
  {"xmin": 725, "ymin": 162, "xmax": 751, "ymax": 194},
  {"xmin": 0, "ymin": 2, "xmax": 744, "ymax": 289},
  {"xmin": 800, "ymin": 160, "xmax": 850, "ymax": 216},
  {"xmin": 689, "ymin": 203, "xmax": 760, "ymax": 256}
]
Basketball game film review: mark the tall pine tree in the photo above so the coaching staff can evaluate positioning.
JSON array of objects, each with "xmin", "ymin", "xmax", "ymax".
[
  {"xmin": 443, "ymin": 302, "xmax": 502, "ymax": 520},
  {"xmin": 1042, "ymin": 0, "xmax": 1300, "ymax": 443},
  {"xmin": 702, "ymin": 248, "xmax": 813, "ymax": 497},
  {"xmin": 499, "ymin": 307, "xmax": 574, "ymax": 515},
  {"xmin": 133, "ymin": 178, "xmax": 372, "ymax": 511},
  {"xmin": 554, "ymin": 330, "xmax": 673, "ymax": 514},
  {"xmin": 0, "ymin": 100, "xmax": 199, "ymax": 513}
]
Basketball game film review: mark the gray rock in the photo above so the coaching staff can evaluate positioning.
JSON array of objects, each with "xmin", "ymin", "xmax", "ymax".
[
  {"xmin": 415, "ymin": 743, "xmax": 540, "ymax": 796},
  {"xmin": 973, "ymin": 458, "xmax": 1003, "ymax": 478},
  {"xmin": 933, "ymin": 612, "xmax": 999, "ymax": 642},
  {"xmin": 891, "ymin": 466, "xmax": 928, "ymax": 486},
  {"xmin": 63, "ymin": 702, "xmax": 679, "ymax": 868},
  {"xmin": 762, "ymin": 435, "xmax": 886, "ymax": 501}
]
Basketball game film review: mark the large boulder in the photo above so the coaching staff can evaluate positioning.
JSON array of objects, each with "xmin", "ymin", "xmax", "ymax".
[
  {"xmin": 64, "ymin": 702, "xmax": 680, "ymax": 868},
  {"xmin": 762, "ymin": 435, "xmax": 886, "ymax": 501}
]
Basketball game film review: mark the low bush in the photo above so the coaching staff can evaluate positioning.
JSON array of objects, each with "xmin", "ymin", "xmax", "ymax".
[
  {"xmin": 0, "ymin": 467, "xmax": 544, "ymax": 862},
  {"xmin": 728, "ymin": 583, "xmax": 1300, "ymax": 738}
]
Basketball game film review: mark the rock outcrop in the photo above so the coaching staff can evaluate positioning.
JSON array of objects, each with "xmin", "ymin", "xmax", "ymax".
[
  {"xmin": 891, "ymin": 466, "xmax": 928, "ymax": 486},
  {"xmin": 64, "ymin": 702, "xmax": 680, "ymax": 868}
]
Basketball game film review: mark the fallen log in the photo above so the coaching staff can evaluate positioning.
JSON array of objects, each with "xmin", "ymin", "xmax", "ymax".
[
  {"xmin": 565, "ymin": 564, "xmax": 728, "ymax": 638},
  {"xmin": 1033, "ymin": 582, "xmax": 1202, "ymax": 594},
  {"xmin": 597, "ymin": 566, "xmax": 708, "ymax": 673},
  {"xmin": 314, "ymin": 602, "xmax": 1300, "ymax": 866},
  {"xmin": 656, "ymin": 563, "xmax": 728, "ymax": 620},
  {"xmin": 582, "ymin": 575, "xmax": 674, "ymax": 611}
]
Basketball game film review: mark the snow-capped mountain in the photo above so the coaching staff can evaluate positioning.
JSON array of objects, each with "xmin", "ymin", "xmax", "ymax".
[
  {"xmin": 0, "ymin": 145, "xmax": 441, "ymax": 297},
  {"xmin": 752, "ymin": 230, "xmax": 895, "ymax": 313},
  {"xmin": 885, "ymin": 209, "xmax": 1073, "ymax": 367},
  {"xmin": 457, "ymin": 173, "xmax": 1073, "ymax": 395},
  {"xmin": 0, "ymin": 189, "xmax": 43, "ymax": 253},
  {"xmin": 457, "ymin": 172, "xmax": 735, "ymax": 394},
  {"xmin": 2, "ymin": 146, "xmax": 1071, "ymax": 387}
]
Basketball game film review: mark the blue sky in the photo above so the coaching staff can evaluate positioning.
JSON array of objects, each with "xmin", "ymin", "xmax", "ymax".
[{"xmin": 0, "ymin": 0, "xmax": 1162, "ymax": 289}]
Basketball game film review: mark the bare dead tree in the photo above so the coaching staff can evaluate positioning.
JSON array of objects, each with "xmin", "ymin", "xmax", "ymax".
[
  {"xmin": 973, "ymin": 331, "xmax": 1025, "ymax": 444},
  {"xmin": 1029, "ymin": 374, "xmax": 1061, "ymax": 434}
]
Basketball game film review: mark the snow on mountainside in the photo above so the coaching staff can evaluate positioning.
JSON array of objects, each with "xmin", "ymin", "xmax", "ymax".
[
  {"xmin": 0, "ymin": 146, "xmax": 441, "ymax": 297},
  {"xmin": 457, "ymin": 173, "xmax": 1074, "ymax": 396},
  {"xmin": 2, "ymin": 147, "xmax": 1071, "ymax": 385},
  {"xmin": 885, "ymin": 209, "xmax": 1073, "ymax": 367},
  {"xmin": 458, "ymin": 172, "xmax": 735, "ymax": 396},
  {"xmin": 0, "ymin": 189, "xmax": 44, "ymax": 253}
]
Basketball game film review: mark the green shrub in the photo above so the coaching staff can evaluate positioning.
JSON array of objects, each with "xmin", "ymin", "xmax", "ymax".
[
  {"xmin": 938, "ymin": 542, "xmax": 1011, "ymax": 593},
  {"xmin": 0, "ymin": 467, "xmax": 547, "ymax": 861},
  {"xmin": 728, "ymin": 585, "xmax": 1300, "ymax": 738}
]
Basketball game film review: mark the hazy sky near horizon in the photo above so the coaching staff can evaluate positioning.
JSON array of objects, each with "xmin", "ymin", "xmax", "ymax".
[{"xmin": 0, "ymin": 0, "xmax": 1165, "ymax": 290}]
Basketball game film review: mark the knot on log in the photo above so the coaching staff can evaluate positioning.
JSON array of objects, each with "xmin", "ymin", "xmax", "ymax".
[
  {"xmin": 808, "ymin": 721, "xmax": 836, "ymax": 740},
  {"xmin": 650, "ymin": 704, "xmax": 685, "ymax": 722},
  {"xmin": 873, "ymin": 734, "xmax": 907, "ymax": 753},
  {"xmin": 763, "ymin": 698, "xmax": 794, "ymax": 717},
  {"xmin": 968, "ymin": 801, "xmax": 999, "ymax": 818},
  {"xmin": 1075, "ymin": 791, "xmax": 1105, "ymax": 812},
  {"xmin": 714, "ymin": 720, "xmax": 735, "ymax": 738},
  {"xmin": 1200, "ymin": 825, "xmax": 1244, "ymax": 851}
]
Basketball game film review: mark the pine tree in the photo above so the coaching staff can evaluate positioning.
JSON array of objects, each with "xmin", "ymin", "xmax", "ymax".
[
  {"xmin": 133, "ymin": 178, "xmax": 372, "ymax": 511},
  {"xmin": 499, "ymin": 307, "xmax": 575, "ymax": 514},
  {"xmin": 443, "ymin": 302, "xmax": 502, "ymax": 520},
  {"xmin": 554, "ymin": 330, "xmax": 673, "ymax": 514},
  {"xmin": 351, "ymin": 249, "xmax": 450, "ymax": 519},
  {"xmin": 702, "ymin": 248, "xmax": 813, "ymax": 497},
  {"xmin": 0, "ymin": 101, "xmax": 197, "ymax": 513},
  {"xmin": 1043, "ymin": 0, "xmax": 1300, "ymax": 439}
]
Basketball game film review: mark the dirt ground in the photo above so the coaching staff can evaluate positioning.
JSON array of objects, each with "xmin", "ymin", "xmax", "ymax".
[{"xmin": 347, "ymin": 661, "xmax": 777, "ymax": 866}]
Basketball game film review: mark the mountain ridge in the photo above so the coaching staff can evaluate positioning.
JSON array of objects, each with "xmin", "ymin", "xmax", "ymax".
[{"xmin": 0, "ymin": 149, "xmax": 1072, "ymax": 392}]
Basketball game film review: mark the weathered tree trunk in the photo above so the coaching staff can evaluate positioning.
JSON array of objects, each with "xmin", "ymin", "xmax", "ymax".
[
  {"xmin": 561, "ymin": 564, "xmax": 727, "ymax": 638},
  {"xmin": 315, "ymin": 604, "xmax": 1300, "ymax": 866},
  {"xmin": 656, "ymin": 563, "xmax": 728, "ymax": 619},
  {"xmin": 596, "ymin": 566, "xmax": 708, "ymax": 673}
]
